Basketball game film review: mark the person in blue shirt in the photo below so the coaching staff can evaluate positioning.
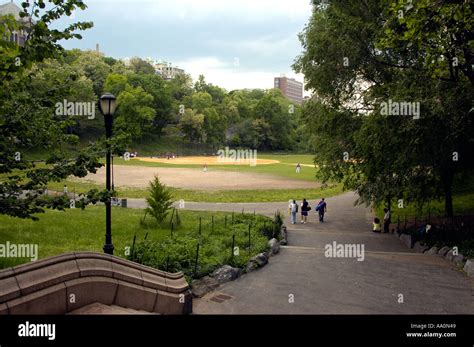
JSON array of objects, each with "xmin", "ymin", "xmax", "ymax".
[{"xmin": 316, "ymin": 198, "xmax": 327, "ymax": 222}]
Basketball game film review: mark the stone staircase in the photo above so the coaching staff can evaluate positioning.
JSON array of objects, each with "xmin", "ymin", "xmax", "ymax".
[{"xmin": 0, "ymin": 252, "xmax": 192, "ymax": 315}]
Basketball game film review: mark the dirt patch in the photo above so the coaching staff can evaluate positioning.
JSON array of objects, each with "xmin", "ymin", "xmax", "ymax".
[{"xmin": 74, "ymin": 166, "xmax": 320, "ymax": 191}]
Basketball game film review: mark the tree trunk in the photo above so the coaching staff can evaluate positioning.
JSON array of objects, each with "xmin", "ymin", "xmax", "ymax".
[
  {"xmin": 386, "ymin": 195, "xmax": 392, "ymax": 211},
  {"xmin": 443, "ymin": 174, "xmax": 454, "ymax": 218},
  {"xmin": 444, "ymin": 184, "xmax": 454, "ymax": 218}
]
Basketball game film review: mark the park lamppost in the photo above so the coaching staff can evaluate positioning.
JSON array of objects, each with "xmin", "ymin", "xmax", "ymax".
[{"xmin": 99, "ymin": 93, "xmax": 117, "ymax": 255}]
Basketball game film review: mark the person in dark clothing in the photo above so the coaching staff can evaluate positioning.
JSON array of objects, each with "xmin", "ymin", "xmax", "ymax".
[
  {"xmin": 301, "ymin": 198, "xmax": 310, "ymax": 224},
  {"xmin": 316, "ymin": 198, "xmax": 327, "ymax": 222}
]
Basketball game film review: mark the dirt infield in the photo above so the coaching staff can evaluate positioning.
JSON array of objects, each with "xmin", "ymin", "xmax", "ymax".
[
  {"xmin": 74, "ymin": 165, "xmax": 320, "ymax": 191},
  {"xmin": 133, "ymin": 156, "xmax": 279, "ymax": 165}
]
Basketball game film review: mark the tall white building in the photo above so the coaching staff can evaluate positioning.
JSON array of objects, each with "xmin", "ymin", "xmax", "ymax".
[{"xmin": 153, "ymin": 60, "xmax": 185, "ymax": 80}]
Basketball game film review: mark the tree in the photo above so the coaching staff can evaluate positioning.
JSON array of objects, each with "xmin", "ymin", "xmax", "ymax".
[
  {"xmin": 168, "ymin": 73, "xmax": 193, "ymax": 101},
  {"xmin": 202, "ymin": 107, "xmax": 225, "ymax": 146},
  {"xmin": 129, "ymin": 57, "xmax": 156, "ymax": 75},
  {"xmin": 179, "ymin": 109, "xmax": 205, "ymax": 142},
  {"xmin": 293, "ymin": 0, "xmax": 474, "ymax": 217},
  {"xmin": 28, "ymin": 57, "xmax": 97, "ymax": 136},
  {"xmin": 145, "ymin": 176, "xmax": 173, "ymax": 224},
  {"xmin": 192, "ymin": 92, "xmax": 213, "ymax": 113},
  {"xmin": 0, "ymin": 0, "xmax": 110, "ymax": 220},
  {"xmin": 194, "ymin": 74, "xmax": 226, "ymax": 104},
  {"xmin": 104, "ymin": 73, "xmax": 128, "ymax": 97},
  {"xmin": 379, "ymin": 0, "xmax": 474, "ymax": 86},
  {"xmin": 70, "ymin": 50, "xmax": 112, "ymax": 96},
  {"xmin": 127, "ymin": 73, "xmax": 172, "ymax": 136},
  {"xmin": 253, "ymin": 90, "xmax": 293, "ymax": 149},
  {"xmin": 115, "ymin": 85, "xmax": 156, "ymax": 139}
]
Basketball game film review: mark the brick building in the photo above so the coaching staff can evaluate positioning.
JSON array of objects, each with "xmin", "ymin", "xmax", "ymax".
[{"xmin": 274, "ymin": 76, "xmax": 303, "ymax": 105}]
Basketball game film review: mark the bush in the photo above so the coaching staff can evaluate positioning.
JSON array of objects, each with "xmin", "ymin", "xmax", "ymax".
[
  {"xmin": 145, "ymin": 176, "xmax": 173, "ymax": 224},
  {"xmin": 259, "ymin": 211, "xmax": 284, "ymax": 240},
  {"xmin": 128, "ymin": 212, "xmax": 271, "ymax": 280}
]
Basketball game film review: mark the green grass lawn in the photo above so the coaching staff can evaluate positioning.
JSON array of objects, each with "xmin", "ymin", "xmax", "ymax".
[
  {"xmin": 46, "ymin": 179, "xmax": 343, "ymax": 202},
  {"xmin": 0, "ymin": 206, "xmax": 272, "ymax": 277}
]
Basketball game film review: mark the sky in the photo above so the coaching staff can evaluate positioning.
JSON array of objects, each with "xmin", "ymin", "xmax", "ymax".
[{"xmin": 51, "ymin": 0, "xmax": 313, "ymax": 93}]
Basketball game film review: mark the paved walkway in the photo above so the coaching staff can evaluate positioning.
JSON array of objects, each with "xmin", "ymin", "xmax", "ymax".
[{"xmin": 190, "ymin": 192, "xmax": 474, "ymax": 314}]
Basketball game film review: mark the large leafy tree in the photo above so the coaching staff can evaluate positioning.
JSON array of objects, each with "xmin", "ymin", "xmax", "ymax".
[
  {"xmin": 179, "ymin": 109, "xmax": 205, "ymax": 142},
  {"xmin": 0, "ymin": 1, "xmax": 112, "ymax": 219},
  {"xmin": 127, "ymin": 73, "xmax": 173, "ymax": 136},
  {"xmin": 294, "ymin": 0, "xmax": 474, "ymax": 216},
  {"xmin": 69, "ymin": 50, "xmax": 112, "ymax": 96},
  {"xmin": 115, "ymin": 85, "xmax": 156, "ymax": 139}
]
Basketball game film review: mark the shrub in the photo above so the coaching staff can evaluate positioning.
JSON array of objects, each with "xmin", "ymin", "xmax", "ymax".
[
  {"xmin": 127, "ymin": 213, "xmax": 271, "ymax": 280},
  {"xmin": 145, "ymin": 176, "xmax": 173, "ymax": 224}
]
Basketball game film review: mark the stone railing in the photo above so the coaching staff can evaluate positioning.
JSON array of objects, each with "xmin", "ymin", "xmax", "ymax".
[{"xmin": 0, "ymin": 252, "xmax": 192, "ymax": 315}]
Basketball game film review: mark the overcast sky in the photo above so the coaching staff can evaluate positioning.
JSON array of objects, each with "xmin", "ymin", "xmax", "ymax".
[{"xmin": 52, "ymin": 0, "xmax": 312, "ymax": 92}]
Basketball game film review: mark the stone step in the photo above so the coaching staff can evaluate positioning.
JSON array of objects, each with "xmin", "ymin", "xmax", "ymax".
[{"xmin": 68, "ymin": 302, "xmax": 159, "ymax": 315}]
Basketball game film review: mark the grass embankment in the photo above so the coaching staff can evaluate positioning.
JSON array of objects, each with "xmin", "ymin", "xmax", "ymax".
[
  {"xmin": 373, "ymin": 175, "xmax": 474, "ymax": 258},
  {"xmin": 374, "ymin": 175, "xmax": 474, "ymax": 221},
  {"xmin": 0, "ymin": 207, "xmax": 273, "ymax": 280}
]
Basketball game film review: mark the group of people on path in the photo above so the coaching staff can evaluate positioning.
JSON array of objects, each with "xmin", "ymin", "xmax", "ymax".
[{"xmin": 288, "ymin": 198, "xmax": 327, "ymax": 224}]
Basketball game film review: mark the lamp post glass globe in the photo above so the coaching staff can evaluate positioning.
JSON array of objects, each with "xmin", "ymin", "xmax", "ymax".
[{"xmin": 99, "ymin": 93, "xmax": 117, "ymax": 116}]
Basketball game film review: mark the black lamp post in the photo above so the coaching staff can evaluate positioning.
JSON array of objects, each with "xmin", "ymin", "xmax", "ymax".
[{"xmin": 98, "ymin": 93, "xmax": 117, "ymax": 255}]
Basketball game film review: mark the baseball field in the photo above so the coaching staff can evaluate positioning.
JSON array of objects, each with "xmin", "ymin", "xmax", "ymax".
[{"xmin": 49, "ymin": 153, "xmax": 343, "ymax": 202}]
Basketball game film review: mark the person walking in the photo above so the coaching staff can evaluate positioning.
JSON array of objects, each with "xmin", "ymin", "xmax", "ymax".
[
  {"xmin": 383, "ymin": 208, "xmax": 391, "ymax": 233},
  {"xmin": 316, "ymin": 198, "xmax": 327, "ymax": 222},
  {"xmin": 289, "ymin": 200, "xmax": 298, "ymax": 224},
  {"xmin": 301, "ymin": 198, "xmax": 310, "ymax": 224}
]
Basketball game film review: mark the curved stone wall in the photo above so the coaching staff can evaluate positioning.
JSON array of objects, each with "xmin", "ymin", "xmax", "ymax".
[{"xmin": 0, "ymin": 252, "xmax": 192, "ymax": 315}]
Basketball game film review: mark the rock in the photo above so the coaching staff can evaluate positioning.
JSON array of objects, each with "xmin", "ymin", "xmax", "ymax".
[
  {"xmin": 280, "ymin": 226, "xmax": 288, "ymax": 244},
  {"xmin": 413, "ymin": 241, "xmax": 429, "ymax": 253},
  {"xmin": 254, "ymin": 253, "xmax": 268, "ymax": 267},
  {"xmin": 452, "ymin": 255, "xmax": 465, "ymax": 267},
  {"xmin": 399, "ymin": 234, "xmax": 412, "ymax": 248},
  {"xmin": 245, "ymin": 253, "xmax": 269, "ymax": 273},
  {"xmin": 426, "ymin": 246, "xmax": 439, "ymax": 255},
  {"xmin": 245, "ymin": 260, "xmax": 259, "ymax": 273},
  {"xmin": 438, "ymin": 246, "xmax": 450, "ymax": 256},
  {"xmin": 190, "ymin": 276, "xmax": 219, "ymax": 298},
  {"xmin": 268, "ymin": 238, "xmax": 280, "ymax": 255},
  {"xmin": 463, "ymin": 259, "xmax": 474, "ymax": 277},
  {"xmin": 445, "ymin": 250, "xmax": 456, "ymax": 262},
  {"xmin": 210, "ymin": 265, "xmax": 241, "ymax": 284},
  {"xmin": 280, "ymin": 239, "xmax": 287, "ymax": 246}
]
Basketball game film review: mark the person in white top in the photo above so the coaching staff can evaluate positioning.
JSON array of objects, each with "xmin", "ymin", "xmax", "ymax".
[{"xmin": 288, "ymin": 200, "xmax": 298, "ymax": 224}]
